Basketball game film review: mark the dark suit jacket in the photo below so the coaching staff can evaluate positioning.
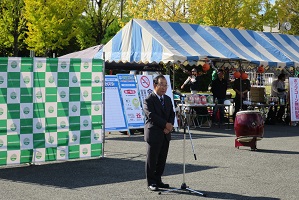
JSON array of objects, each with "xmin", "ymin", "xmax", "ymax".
[{"xmin": 143, "ymin": 93, "xmax": 175, "ymax": 143}]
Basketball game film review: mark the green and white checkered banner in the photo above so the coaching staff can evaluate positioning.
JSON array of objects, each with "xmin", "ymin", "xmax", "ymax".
[{"xmin": 0, "ymin": 57, "xmax": 104, "ymax": 166}]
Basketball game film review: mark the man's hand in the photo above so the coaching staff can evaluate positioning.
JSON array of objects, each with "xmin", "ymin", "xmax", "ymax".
[{"xmin": 165, "ymin": 123, "xmax": 173, "ymax": 133}]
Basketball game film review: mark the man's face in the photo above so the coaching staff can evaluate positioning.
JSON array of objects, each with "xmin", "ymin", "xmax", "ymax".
[
  {"xmin": 154, "ymin": 78, "xmax": 168, "ymax": 96},
  {"xmin": 218, "ymin": 72, "xmax": 224, "ymax": 79},
  {"xmin": 191, "ymin": 71, "xmax": 197, "ymax": 76}
]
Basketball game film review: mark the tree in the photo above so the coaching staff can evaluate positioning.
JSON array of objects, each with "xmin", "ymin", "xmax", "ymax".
[
  {"xmin": 76, "ymin": 0, "xmax": 120, "ymax": 49},
  {"xmin": 124, "ymin": 0, "xmax": 188, "ymax": 23},
  {"xmin": 0, "ymin": 0, "xmax": 26, "ymax": 56},
  {"xmin": 23, "ymin": 0, "xmax": 88, "ymax": 56}
]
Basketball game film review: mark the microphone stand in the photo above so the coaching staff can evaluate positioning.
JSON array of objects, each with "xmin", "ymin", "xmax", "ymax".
[{"xmin": 159, "ymin": 95, "xmax": 206, "ymax": 197}]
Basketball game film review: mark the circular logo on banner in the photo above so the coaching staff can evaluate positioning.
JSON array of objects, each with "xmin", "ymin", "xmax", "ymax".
[
  {"xmin": 83, "ymin": 91, "xmax": 89, "ymax": 98},
  {"xmin": 72, "ymin": 76, "xmax": 78, "ymax": 83},
  {"xmin": 0, "ymin": 108, "xmax": 4, "ymax": 115},
  {"xmin": 36, "ymin": 122, "xmax": 42, "ymax": 129},
  {"xmin": 83, "ymin": 120, "xmax": 89, "ymax": 127},
  {"xmin": 10, "ymin": 123, "xmax": 17, "ymax": 131},
  {"xmin": 23, "ymin": 138, "xmax": 30, "ymax": 145},
  {"xmin": 72, "ymin": 105, "xmax": 78, "ymax": 112},
  {"xmin": 36, "ymin": 91, "xmax": 42, "ymax": 99},
  {"xmin": 72, "ymin": 135, "xmax": 77, "ymax": 142},
  {"xmin": 11, "ymin": 61, "xmax": 18, "ymax": 69},
  {"xmin": 23, "ymin": 107, "xmax": 30, "ymax": 115},
  {"xmin": 94, "ymin": 105, "xmax": 100, "ymax": 111},
  {"xmin": 61, "ymin": 61, "xmax": 67, "ymax": 69},
  {"xmin": 37, "ymin": 62, "xmax": 43, "ymax": 69},
  {"xmin": 60, "ymin": 150, "xmax": 66, "ymax": 157},
  {"xmin": 82, "ymin": 148, "xmax": 88, "ymax": 155},
  {"xmin": 60, "ymin": 121, "xmax": 66, "ymax": 128},
  {"xmin": 95, "ymin": 76, "xmax": 100, "ymax": 83},
  {"xmin": 48, "ymin": 76, "xmax": 54, "ymax": 84},
  {"xmin": 36, "ymin": 151, "xmax": 42, "ymax": 159},
  {"xmin": 94, "ymin": 133, "xmax": 100, "ymax": 140},
  {"xmin": 0, "ymin": 139, "xmax": 4, "ymax": 147},
  {"xmin": 0, "ymin": 76, "xmax": 4, "ymax": 84},
  {"xmin": 10, "ymin": 92, "xmax": 17, "ymax": 100},
  {"xmin": 10, "ymin": 154, "xmax": 17, "ymax": 161},
  {"xmin": 83, "ymin": 62, "xmax": 89, "ymax": 69},
  {"xmin": 48, "ymin": 106, "xmax": 54, "ymax": 113},
  {"xmin": 60, "ymin": 91, "xmax": 66, "ymax": 98},
  {"xmin": 48, "ymin": 136, "xmax": 54, "ymax": 144},
  {"xmin": 23, "ymin": 76, "xmax": 30, "ymax": 84}
]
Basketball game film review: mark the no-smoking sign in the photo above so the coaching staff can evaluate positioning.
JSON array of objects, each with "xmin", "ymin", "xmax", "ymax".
[{"xmin": 140, "ymin": 76, "xmax": 150, "ymax": 88}]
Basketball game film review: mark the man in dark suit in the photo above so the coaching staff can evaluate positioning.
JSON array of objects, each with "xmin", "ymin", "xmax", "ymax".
[{"xmin": 143, "ymin": 74, "xmax": 175, "ymax": 191}]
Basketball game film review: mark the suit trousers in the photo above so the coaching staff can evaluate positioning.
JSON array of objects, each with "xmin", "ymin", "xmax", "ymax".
[{"xmin": 146, "ymin": 136, "xmax": 169, "ymax": 186}]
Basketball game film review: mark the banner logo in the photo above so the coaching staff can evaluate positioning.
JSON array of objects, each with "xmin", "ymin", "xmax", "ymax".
[
  {"xmin": 72, "ymin": 105, "xmax": 78, "ymax": 112},
  {"xmin": 10, "ymin": 154, "xmax": 17, "ymax": 161},
  {"xmin": 10, "ymin": 123, "xmax": 17, "ymax": 131},
  {"xmin": 83, "ymin": 91, "xmax": 89, "ymax": 98},
  {"xmin": 0, "ymin": 108, "xmax": 3, "ymax": 115},
  {"xmin": 0, "ymin": 139, "xmax": 3, "ymax": 147},
  {"xmin": 23, "ymin": 76, "xmax": 30, "ymax": 84},
  {"xmin": 94, "ymin": 105, "xmax": 100, "ymax": 111},
  {"xmin": 60, "ymin": 150, "xmax": 66, "ymax": 157},
  {"xmin": 11, "ymin": 61, "xmax": 18, "ymax": 69},
  {"xmin": 94, "ymin": 133, "xmax": 100, "ymax": 140},
  {"xmin": 72, "ymin": 135, "xmax": 77, "ymax": 142},
  {"xmin": 36, "ymin": 91, "xmax": 42, "ymax": 99},
  {"xmin": 23, "ymin": 138, "xmax": 30, "ymax": 145},
  {"xmin": 36, "ymin": 122, "xmax": 42, "ymax": 129},
  {"xmin": 0, "ymin": 76, "xmax": 4, "ymax": 84},
  {"xmin": 95, "ymin": 76, "xmax": 100, "ymax": 83},
  {"xmin": 48, "ymin": 106, "xmax": 54, "ymax": 113},
  {"xmin": 83, "ymin": 120, "xmax": 89, "ymax": 127},
  {"xmin": 61, "ymin": 61, "xmax": 67, "ymax": 69},
  {"xmin": 83, "ymin": 62, "xmax": 89, "ymax": 69},
  {"xmin": 82, "ymin": 148, "xmax": 88, "ymax": 155},
  {"xmin": 37, "ymin": 61, "xmax": 43, "ymax": 69},
  {"xmin": 23, "ymin": 107, "xmax": 30, "ymax": 115},
  {"xmin": 72, "ymin": 76, "xmax": 78, "ymax": 83},
  {"xmin": 48, "ymin": 76, "xmax": 54, "ymax": 84},
  {"xmin": 10, "ymin": 92, "xmax": 17, "ymax": 99},
  {"xmin": 60, "ymin": 91, "xmax": 66, "ymax": 98},
  {"xmin": 36, "ymin": 151, "xmax": 42, "ymax": 159},
  {"xmin": 48, "ymin": 136, "xmax": 54, "ymax": 144},
  {"xmin": 60, "ymin": 121, "xmax": 66, "ymax": 128}
]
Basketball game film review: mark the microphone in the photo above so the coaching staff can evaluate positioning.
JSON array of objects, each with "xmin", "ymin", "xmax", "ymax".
[{"xmin": 172, "ymin": 90, "xmax": 186, "ymax": 97}]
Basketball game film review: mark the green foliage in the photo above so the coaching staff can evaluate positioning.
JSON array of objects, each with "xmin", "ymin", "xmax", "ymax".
[
  {"xmin": 0, "ymin": 0, "xmax": 26, "ymax": 56},
  {"xmin": 23, "ymin": 0, "xmax": 88, "ymax": 56}
]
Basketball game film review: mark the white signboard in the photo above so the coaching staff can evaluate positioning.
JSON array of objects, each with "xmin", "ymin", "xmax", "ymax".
[
  {"xmin": 117, "ymin": 74, "xmax": 144, "ymax": 129},
  {"xmin": 136, "ymin": 75, "xmax": 154, "ymax": 106},
  {"xmin": 104, "ymin": 75, "xmax": 128, "ymax": 131},
  {"xmin": 289, "ymin": 77, "xmax": 299, "ymax": 121}
]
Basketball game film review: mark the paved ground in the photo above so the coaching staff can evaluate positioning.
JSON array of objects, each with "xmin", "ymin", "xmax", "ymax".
[{"xmin": 0, "ymin": 124, "xmax": 298, "ymax": 200}]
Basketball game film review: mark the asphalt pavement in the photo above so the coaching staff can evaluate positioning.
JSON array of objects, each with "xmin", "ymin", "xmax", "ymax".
[{"xmin": 0, "ymin": 123, "xmax": 298, "ymax": 200}]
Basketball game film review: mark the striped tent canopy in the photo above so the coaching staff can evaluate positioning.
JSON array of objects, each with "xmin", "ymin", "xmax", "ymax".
[{"xmin": 95, "ymin": 19, "xmax": 299, "ymax": 68}]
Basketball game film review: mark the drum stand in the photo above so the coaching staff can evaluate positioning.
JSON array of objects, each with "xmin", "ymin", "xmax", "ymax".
[{"xmin": 159, "ymin": 104, "xmax": 206, "ymax": 197}]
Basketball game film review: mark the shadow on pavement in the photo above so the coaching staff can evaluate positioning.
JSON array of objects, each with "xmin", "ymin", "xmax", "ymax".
[{"xmin": 0, "ymin": 156, "xmax": 216, "ymax": 189}]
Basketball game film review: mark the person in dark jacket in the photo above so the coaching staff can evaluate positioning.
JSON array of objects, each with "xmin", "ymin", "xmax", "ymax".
[
  {"xmin": 180, "ymin": 68, "xmax": 201, "ymax": 94},
  {"xmin": 143, "ymin": 75, "xmax": 175, "ymax": 191},
  {"xmin": 211, "ymin": 69, "xmax": 227, "ymax": 125}
]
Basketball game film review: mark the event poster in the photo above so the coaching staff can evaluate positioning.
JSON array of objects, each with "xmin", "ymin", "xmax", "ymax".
[
  {"xmin": 289, "ymin": 77, "xmax": 299, "ymax": 121},
  {"xmin": 117, "ymin": 74, "xmax": 144, "ymax": 129},
  {"xmin": 136, "ymin": 75, "xmax": 154, "ymax": 107},
  {"xmin": 104, "ymin": 75, "xmax": 128, "ymax": 131}
]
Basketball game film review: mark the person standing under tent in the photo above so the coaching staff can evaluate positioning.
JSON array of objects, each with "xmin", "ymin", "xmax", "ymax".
[
  {"xmin": 180, "ymin": 68, "xmax": 201, "ymax": 94},
  {"xmin": 211, "ymin": 69, "xmax": 227, "ymax": 125},
  {"xmin": 271, "ymin": 73, "xmax": 287, "ymax": 123},
  {"xmin": 143, "ymin": 75, "xmax": 175, "ymax": 191},
  {"xmin": 232, "ymin": 73, "xmax": 251, "ymax": 121}
]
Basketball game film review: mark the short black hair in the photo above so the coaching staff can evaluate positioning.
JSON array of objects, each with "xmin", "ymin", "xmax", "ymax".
[
  {"xmin": 153, "ymin": 74, "xmax": 166, "ymax": 84},
  {"xmin": 278, "ymin": 73, "xmax": 286, "ymax": 80}
]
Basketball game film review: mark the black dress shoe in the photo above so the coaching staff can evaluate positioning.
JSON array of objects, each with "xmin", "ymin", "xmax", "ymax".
[
  {"xmin": 157, "ymin": 182, "xmax": 169, "ymax": 188},
  {"xmin": 148, "ymin": 184, "xmax": 159, "ymax": 191}
]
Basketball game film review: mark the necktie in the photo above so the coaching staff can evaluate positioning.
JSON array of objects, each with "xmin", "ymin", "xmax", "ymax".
[{"xmin": 160, "ymin": 97, "xmax": 165, "ymax": 108}]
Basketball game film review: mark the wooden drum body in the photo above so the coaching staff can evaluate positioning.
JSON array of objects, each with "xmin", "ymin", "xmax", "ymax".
[{"xmin": 234, "ymin": 111, "xmax": 264, "ymax": 148}]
